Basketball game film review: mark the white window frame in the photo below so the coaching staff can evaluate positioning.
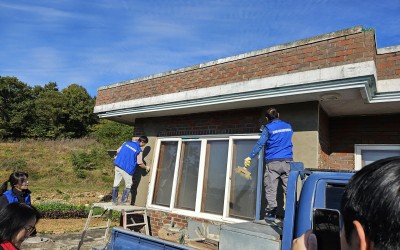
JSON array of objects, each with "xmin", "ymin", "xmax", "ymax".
[
  {"xmin": 147, "ymin": 138, "xmax": 181, "ymax": 211},
  {"xmin": 354, "ymin": 144, "xmax": 400, "ymax": 170},
  {"xmin": 147, "ymin": 136, "xmax": 261, "ymax": 223}
]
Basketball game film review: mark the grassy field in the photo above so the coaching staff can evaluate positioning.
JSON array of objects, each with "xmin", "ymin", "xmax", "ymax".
[{"xmin": 0, "ymin": 138, "xmax": 115, "ymax": 205}]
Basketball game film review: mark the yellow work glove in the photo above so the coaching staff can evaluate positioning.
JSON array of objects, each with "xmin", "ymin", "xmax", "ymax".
[{"xmin": 244, "ymin": 157, "xmax": 251, "ymax": 167}]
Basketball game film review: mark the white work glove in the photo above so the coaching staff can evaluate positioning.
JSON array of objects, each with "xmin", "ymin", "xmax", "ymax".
[
  {"xmin": 145, "ymin": 165, "xmax": 151, "ymax": 172},
  {"xmin": 244, "ymin": 157, "xmax": 251, "ymax": 168}
]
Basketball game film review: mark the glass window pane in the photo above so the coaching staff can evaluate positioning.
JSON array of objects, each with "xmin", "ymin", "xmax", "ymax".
[
  {"xmin": 229, "ymin": 139, "xmax": 259, "ymax": 219},
  {"xmin": 175, "ymin": 141, "xmax": 201, "ymax": 210},
  {"xmin": 152, "ymin": 141, "xmax": 178, "ymax": 207},
  {"xmin": 361, "ymin": 149, "xmax": 400, "ymax": 167},
  {"xmin": 202, "ymin": 140, "xmax": 229, "ymax": 215}
]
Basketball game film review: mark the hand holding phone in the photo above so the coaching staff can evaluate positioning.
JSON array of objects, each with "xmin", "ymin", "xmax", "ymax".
[{"xmin": 312, "ymin": 208, "xmax": 341, "ymax": 250}]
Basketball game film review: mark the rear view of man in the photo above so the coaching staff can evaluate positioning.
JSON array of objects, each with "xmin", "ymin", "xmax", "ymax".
[
  {"xmin": 111, "ymin": 135, "xmax": 149, "ymax": 205},
  {"xmin": 244, "ymin": 107, "xmax": 293, "ymax": 222}
]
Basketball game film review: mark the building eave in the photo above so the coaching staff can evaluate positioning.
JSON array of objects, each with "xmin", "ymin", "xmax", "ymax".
[{"xmin": 94, "ymin": 60, "xmax": 400, "ymax": 125}]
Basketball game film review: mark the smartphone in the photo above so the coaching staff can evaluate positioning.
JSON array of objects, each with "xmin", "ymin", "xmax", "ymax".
[{"xmin": 312, "ymin": 208, "xmax": 341, "ymax": 250}]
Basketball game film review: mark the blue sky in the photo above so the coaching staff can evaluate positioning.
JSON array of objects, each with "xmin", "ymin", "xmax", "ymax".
[{"xmin": 1, "ymin": 0, "xmax": 399, "ymax": 97}]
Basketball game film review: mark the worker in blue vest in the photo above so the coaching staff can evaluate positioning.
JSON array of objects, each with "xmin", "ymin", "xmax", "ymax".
[
  {"xmin": 244, "ymin": 107, "xmax": 293, "ymax": 222},
  {"xmin": 0, "ymin": 172, "xmax": 31, "ymax": 210},
  {"xmin": 112, "ymin": 135, "xmax": 149, "ymax": 205}
]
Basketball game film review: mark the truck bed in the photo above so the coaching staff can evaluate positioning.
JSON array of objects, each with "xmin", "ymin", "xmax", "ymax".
[{"xmin": 219, "ymin": 221, "xmax": 282, "ymax": 250}]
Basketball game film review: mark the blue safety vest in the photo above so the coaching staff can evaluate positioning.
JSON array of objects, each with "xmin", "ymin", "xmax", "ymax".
[
  {"xmin": 114, "ymin": 141, "xmax": 142, "ymax": 175},
  {"xmin": 4, "ymin": 189, "xmax": 31, "ymax": 205},
  {"xmin": 264, "ymin": 119, "xmax": 293, "ymax": 161}
]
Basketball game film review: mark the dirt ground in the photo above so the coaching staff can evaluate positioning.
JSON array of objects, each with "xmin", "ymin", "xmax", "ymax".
[
  {"xmin": 33, "ymin": 190, "xmax": 111, "ymax": 205},
  {"xmin": 36, "ymin": 218, "xmax": 119, "ymax": 234},
  {"xmin": 34, "ymin": 190, "xmax": 116, "ymax": 234}
]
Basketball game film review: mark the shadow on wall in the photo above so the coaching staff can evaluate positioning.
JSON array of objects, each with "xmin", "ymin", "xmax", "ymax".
[{"xmin": 130, "ymin": 145, "xmax": 152, "ymax": 206}]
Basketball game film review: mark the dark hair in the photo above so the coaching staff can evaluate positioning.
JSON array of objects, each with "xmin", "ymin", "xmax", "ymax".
[
  {"xmin": 341, "ymin": 156, "xmax": 400, "ymax": 250},
  {"xmin": 138, "ymin": 136, "xmax": 149, "ymax": 144},
  {"xmin": 265, "ymin": 107, "xmax": 279, "ymax": 120},
  {"xmin": 0, "ymin": 172, "xmax": 29, "ymax": 194},
  {"xmin": 0, "ymin": 203, "xmax": 41, "ymax": 243}
]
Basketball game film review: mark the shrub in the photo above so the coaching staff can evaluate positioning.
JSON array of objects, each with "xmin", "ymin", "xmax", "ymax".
[
  {"xmin": 35, "ymin": 202, "xmax": 120, "ymax": 220},
  {"xmin": 90, "ymin": 120, "xmax": 133, "ymax": 149},
  {"xmin": 101, "ymin": 175, "xmax": 113, "ymax": 182},
  {"xmin": 75, "ymin": 169, "xmax": 87, "ymax": 179},
  {"xmin": 35, "ymin": 202, "xmax": 87, "ymax": 219},
  {"xmin": 71, "ymin": 151, "xmax": 95, "ymax": 171},
  {"xmin": 71, "ymin": 146, "xmax": 111, "ymax": 178},
  {"xmin": 0, "ymin": 159, "xmax": 27, "ymax": 171}
]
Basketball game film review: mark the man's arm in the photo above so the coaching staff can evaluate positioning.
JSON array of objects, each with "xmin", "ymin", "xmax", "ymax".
[
  {"xmin": 136, "ymin": 152, "xmax": 150, "ymax": 171},
  {"xmin": 244, "ymin": 127, "xmax": 268, "ymax": 167},
  {"xmin": 249, "ymin": 127, "xmax": 269, "ymax": 159},
  {"xmin": 114, "ymin": 144, "xmax": 124, "ymax": 159},
  {"xmin": 116, "ymin": 145, "xmax": 122, "ymax": 154}
]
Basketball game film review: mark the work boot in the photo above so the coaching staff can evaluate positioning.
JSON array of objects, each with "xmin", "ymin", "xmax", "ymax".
[
  {"xmin": 112, "ymin": 187, "xmax": 119, "ymax": 205},
  {"xmin": 120, "ymin": 188, "xmax": 131, "ymax": 205},
  {"xmin": 264, "ymin": 207, "xmax": 277, "ymax": 223}
]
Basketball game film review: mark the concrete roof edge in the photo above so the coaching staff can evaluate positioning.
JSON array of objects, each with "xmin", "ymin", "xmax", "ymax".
[
  {"xmin": 377, "ymin": 45, "xmax": 400, "ymax": 54},
  {"xmin": 95, "ymin": 76, "xmax": 374, "ymax": 118},
  {"xmin": 94, "ymin": 61, "xmax": 377, "ymax": 114},
  {"xmin": 97, "ymin": 26, "xmax": 364, "ymax": 91}
]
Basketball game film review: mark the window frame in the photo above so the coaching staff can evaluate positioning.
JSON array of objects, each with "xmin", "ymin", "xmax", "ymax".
[
  {"xmin": 354, "ymin": 144, "xmax": 400, "ymax": 170},
  {"xmin": 174, "ymin": 139, "xmax": 202, "ymax": 211},
  {"xmin": 147, "ymin": 135, "xmax": 261, "ymax": 223}
]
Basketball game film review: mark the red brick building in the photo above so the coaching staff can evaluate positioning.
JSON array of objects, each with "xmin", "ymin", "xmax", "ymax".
[{"xmin": 94, "ymin": 26, "xmax": 400, "ymax": 235}]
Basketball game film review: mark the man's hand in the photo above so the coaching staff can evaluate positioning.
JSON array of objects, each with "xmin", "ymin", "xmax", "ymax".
[
  {"xmin": 145, "ymin": 165, "xmax": 151, "ymax": 172},
  {"xmin": 244, "ymin": 157, "xmax": 251, "ymax": 168},
  {"xmin": 291, "ymin": 230, "xmax": 317, "ymax": 250}
]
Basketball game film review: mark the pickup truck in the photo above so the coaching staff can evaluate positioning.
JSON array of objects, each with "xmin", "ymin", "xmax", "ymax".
[{"xmin": 100, "ymin": 163, "xmax": 354, "ymax": 250}]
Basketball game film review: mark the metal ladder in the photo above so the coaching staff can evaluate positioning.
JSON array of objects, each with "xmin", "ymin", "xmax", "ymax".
[{"xmin": 77, "ymin": 202, "xmax": 150, "ymax": 250}]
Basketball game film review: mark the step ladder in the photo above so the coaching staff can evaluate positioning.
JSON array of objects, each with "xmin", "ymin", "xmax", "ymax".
[{"xmin": 77, "ymin": 202, "xmax": 150, "ymax": 250}]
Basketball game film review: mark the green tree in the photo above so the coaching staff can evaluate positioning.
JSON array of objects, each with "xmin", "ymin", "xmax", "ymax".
[
  {"xmin": 0, "ymin": 77, "xmax": 99, "ymax": 139},
  {"xmin": 32, "ymin": 82, "xmax": 59, "ymax": 97},
  {"xmin": 90, "ymin": 120, "xmax": 133, "ymax": 149},
  {"xmin": 61, "ymin": 84, "xmax": 97, "ymax": 138},
  {"xmin": 0, "ymin": 76, "xmax": 34, "ymax": 138},
  {"xmin": 29, "ymin": 84, "xmax": 66, "ymax": 138}
]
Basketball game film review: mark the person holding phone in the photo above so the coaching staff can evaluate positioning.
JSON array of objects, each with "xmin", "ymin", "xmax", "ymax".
[
  {"xmin": 312, "ymin": 208, "xmax": 341, "ymax": 250},
  {"xmin": 292, "ymin": 156, "xmax": 400, "ymax": 250}
]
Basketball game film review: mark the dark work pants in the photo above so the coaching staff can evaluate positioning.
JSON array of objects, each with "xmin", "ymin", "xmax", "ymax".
[{"xmin": 130, "ymin": 168, "xmax": 143, "ymax": 205}]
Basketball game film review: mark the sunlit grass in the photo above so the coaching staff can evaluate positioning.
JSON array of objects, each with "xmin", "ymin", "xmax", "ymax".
[{"xmin": 0, "ymin": 138, "xmax": 115, "ymax": 205}]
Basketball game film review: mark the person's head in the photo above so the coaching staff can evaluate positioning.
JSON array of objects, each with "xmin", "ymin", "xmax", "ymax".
[
  {"xmin": 0, "ymin": 172, "xmax": 29, "ymax": 193},
  {"xmin": 137, "ymin": 135, "xmax": 149, "ymax": 147},
  {"xmin": 0, "ymin": 203, "xmax": 40, "ymax": 248},
  {"xmin": 340, "ymin": 156, "xmax": 400, "ymax": 250},
  {"xmin": 265, "ymin": 107, "xmax": 279, "ymax": 122}
]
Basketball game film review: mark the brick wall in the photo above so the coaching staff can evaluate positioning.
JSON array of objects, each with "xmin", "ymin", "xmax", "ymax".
[
  {"xmin": 147, "ymin": 210, "xmax": 188, "ymax": 236},
  {"xmin": 329, "ymin": 114, "xmax": 400, "ymax": 169},
  {"xmin": 133, "ymin": 108, "xmax": 263, "ymax": 137},
  {"xmin": 147, "ymin": 210, "xmax": 218, "ymax": 237},
  {"xmin": 376, "ymin": 51, "xmax": 400, "ymax": 80},
  {"xmin": 96, "ymin": 30, "xmax": 376, "ymax": 106}
]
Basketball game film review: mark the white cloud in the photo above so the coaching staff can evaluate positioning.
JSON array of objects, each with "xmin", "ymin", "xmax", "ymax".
[{"xmin": 0, "ymin": 0, "xmax": 399, "ymax": 97}]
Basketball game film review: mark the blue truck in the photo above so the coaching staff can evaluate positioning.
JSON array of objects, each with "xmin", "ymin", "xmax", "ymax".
[{"xmin": 101, "ymin": 164, "xmax": 354, "ymax": 250}]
